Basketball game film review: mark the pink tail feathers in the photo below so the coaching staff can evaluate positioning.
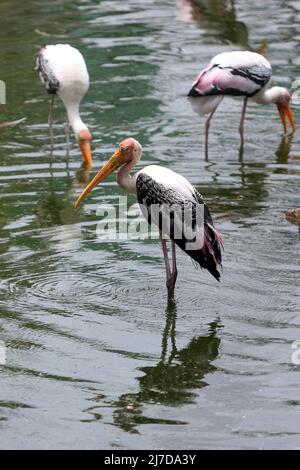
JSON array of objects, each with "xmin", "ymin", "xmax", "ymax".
[{"xmin": 203, "ymin": 223, "xmax": 223, "ymax": 265}]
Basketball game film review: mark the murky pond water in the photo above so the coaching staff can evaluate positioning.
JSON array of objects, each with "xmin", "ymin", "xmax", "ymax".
[{"xmin": 0, "ymin": 0, "xmax": 299, "ymax": 450}]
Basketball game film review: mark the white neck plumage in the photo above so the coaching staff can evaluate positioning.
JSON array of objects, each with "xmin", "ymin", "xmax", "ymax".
[
  {"xmin": 252, "ymin": 86, "xmax": 287, "ymax": 105},
  {"xmin": 64, "ymin": 101, "xmax": 88, "ymax": 135},
  {"xmin": 116, "ymin": 160, "xmax": 138, "ymax": 194}
]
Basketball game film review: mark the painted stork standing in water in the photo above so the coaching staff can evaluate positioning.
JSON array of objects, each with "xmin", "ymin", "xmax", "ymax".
[
  {"xmin": 188, "ymin": 51, "xmax": 296, "ymax": 155},
  {"xmin": 75, "ymin": 138, "xmax": 223, "ymax": 296},
  {"xmin": 36, "ymin": 44, "xmax": 92, "ymax": 166}
]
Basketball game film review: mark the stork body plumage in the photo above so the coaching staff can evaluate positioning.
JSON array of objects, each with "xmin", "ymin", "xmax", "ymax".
[
  {"xmin": 188, "ymin": 51, "xmax": 296, "ymax": 155},
  {"xmin": 136, "ymin": 167, "xmax": 223, "ymax": 281},
  {"xmin": 75, "ymin": 138, "xmax": 223, "ymax": 295},
  {"xmin": 36, "ymin": 44, "xmax": 92, "ymax": 165}
]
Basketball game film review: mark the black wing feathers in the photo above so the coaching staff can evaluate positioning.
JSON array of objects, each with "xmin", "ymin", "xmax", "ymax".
[
  {"xmin": 36, "ymin": 49, "xmax": 60, "ymax": 94},
  {"xmin": 136, "ymin": 173, "xmax": 223, "ymax": 281}
]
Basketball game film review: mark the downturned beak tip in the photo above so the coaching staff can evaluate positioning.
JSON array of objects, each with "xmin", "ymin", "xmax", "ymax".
[
  {"xmin": 74, "ymin": 197, "xmax": 81, "ymax": 209},
  {"xmin": 80, "ymin": 140, "xmax": 93, "ymax": 167},
  {"xmin": 278, "ymin": 103, "xmax": 296, "ymax": 134}
]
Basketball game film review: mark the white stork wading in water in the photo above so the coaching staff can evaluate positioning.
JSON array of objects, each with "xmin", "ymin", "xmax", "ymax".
[
  {"xmin": 36, "ymin": 44, "xmax": 92, "ymax": 166},
  {"xmin": 75, "ymin": 138, "xmax": 223, "ymax": 296},
  {"xmin": 188, "ymin": 51, "xmax": 296, "ymax": 155}
]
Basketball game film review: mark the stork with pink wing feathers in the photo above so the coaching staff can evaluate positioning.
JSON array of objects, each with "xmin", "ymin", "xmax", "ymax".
[{"xmin": 188, "ymin": 51, "xmax": 296, "ymax": 156}]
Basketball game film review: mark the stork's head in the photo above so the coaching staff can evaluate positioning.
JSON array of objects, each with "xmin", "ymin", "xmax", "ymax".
[
  {"xmin": 104, "ymin": 137, "xmax": 143, "ymax": 165},
  {"xmin": 75, "ymin": 137, "xmax": 143, "ymax": 208},
  {"xmin": 77, "ymin": 129, "xmax": 93, "ymax": 167},
  {"xmin": 275, "ymin": 88, "xmax": 296, "ymax": 134}
]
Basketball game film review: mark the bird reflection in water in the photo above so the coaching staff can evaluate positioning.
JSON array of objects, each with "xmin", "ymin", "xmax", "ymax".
[
  {"xmin": 275, "ymin": 134, "xmax": 294, "ymax": 165},
  {"xmin": 76, "ymin": 162, "xmax": 93, "ymax": 187},
  {"xmin": 277, "ymin": 135, "xmax": 300, "ymax": 236},
  {"xmin": 83, "ymin": 300, "xmax": 222, "ymax": 432},
  {"xmin": 35, "ymin": 159, "xmax": 91, "ymax": 234},
  {"xmin": 273, "ymin": 134, "xmax": 298, "ymax": 204},
  {"xmin": 44, "ymin": 126, "xmax": 93, "ymax": 227},
  {"xmin": 176, "ymin": 0, "xmax": 249, "ymax": 47},
  {"xmin": 176, "ymin": 0, "xmax": 267, "ymax": 51}
]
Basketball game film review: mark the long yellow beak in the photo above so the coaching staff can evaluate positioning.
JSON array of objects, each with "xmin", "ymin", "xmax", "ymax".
[
  {"xmin": 79, "ymin": 139, "xmax": 93, "ymax": 167},
  {"xmin": 75, "ymin": 148, "xmax": 126, "ymax": 208},
  {"xmin": 277, "ymin": 103, "xmax": 296, "ymax": 134}
]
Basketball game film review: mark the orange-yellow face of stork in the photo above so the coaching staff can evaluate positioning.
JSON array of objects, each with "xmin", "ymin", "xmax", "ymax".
[
  {"xmin": 276, "ymin": 91, "xmax": 296, "ymax": 134},
  {"xmin": 78, "ymin": 130, "xmax": 93, "ymax": 167},
  {"xmin": 75, "ymin": 137, "xmax": 141, "ymax": 208}
]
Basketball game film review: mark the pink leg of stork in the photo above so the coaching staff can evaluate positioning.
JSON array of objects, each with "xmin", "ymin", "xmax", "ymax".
[
  {"xmin": 160, "ymin": 232, "xmax": 177, "ymax": 297},
  {"xmin": 48, "ymin": 94, "xmax": 55, "ymax": 153},
  {"xmin": 65, "ymin": 120, "xmax": 71, "ymax": 159},
  {"xmin": 239, "ymin": 97, "xmax": 248, "ymax": 146}
]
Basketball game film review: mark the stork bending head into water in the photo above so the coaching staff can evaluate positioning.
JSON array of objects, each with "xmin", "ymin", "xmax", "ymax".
[
  {"xmin": 75, "ymin": 138, "xmax": 223, "ymax": 297},
  {"xmin": 188, "ymin": 51, "xmax": 296, "ymax": 155},
  {"xmin": 36, "ymin": 44, "xmax": 92, "ymax": 166}
]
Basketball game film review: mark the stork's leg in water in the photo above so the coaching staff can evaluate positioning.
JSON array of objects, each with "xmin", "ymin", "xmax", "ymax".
[
  {"xmin": 48, "ymin": 94, "xmax": 55, "ymax": 151},
  {"xmin": 205, "ymin": 105, "xmax": 218, "ymax": 160},
  {"xmin": 170, "ymin": 240, "xmax": 177, "ymax": 289},
  {"xmin": 160, "ymin": 232, "xmax": 177, "ymax": 296},
  {"xmin": 239, "ymin": 97, "xmax": 248, "ymax": 147},
  {"xmin": 65, "ymin": 120, "xmax": 71, "ymax": 158}
]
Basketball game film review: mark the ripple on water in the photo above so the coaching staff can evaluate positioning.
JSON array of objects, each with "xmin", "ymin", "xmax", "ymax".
[
  {"xmin": 1, "ymin": 272, "xmax": 109, "ymax": 313},
  {"xmin": 0, "ymin": 263, "xmax": 164, "ymax": 319}
]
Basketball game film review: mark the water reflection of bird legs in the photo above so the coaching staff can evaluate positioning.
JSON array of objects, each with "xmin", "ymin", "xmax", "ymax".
[
  {"xmin": 48, "ymin": 94, "xmax": 55, "ymax": 155},
  {"xmin": 65, "ymin": 120, "xmax": 71, "ymax": 159},
  {"xmin": 275, "ymin": 134, "xmax": 294, "ymax": 164},
  {"xmin": 238, "ymin": 141, "xmax": 244, "ymax": 164},
  {"xmin": 79, "ymin": 299, "xmax": 222, "ymax": 431},
  {"xmin": 161, "ymin": 296, "xmax": 178, "ymax": 363},
  {"xmin": 106, "ymin": 301, "xmax": 222, "ymax": 433}
]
